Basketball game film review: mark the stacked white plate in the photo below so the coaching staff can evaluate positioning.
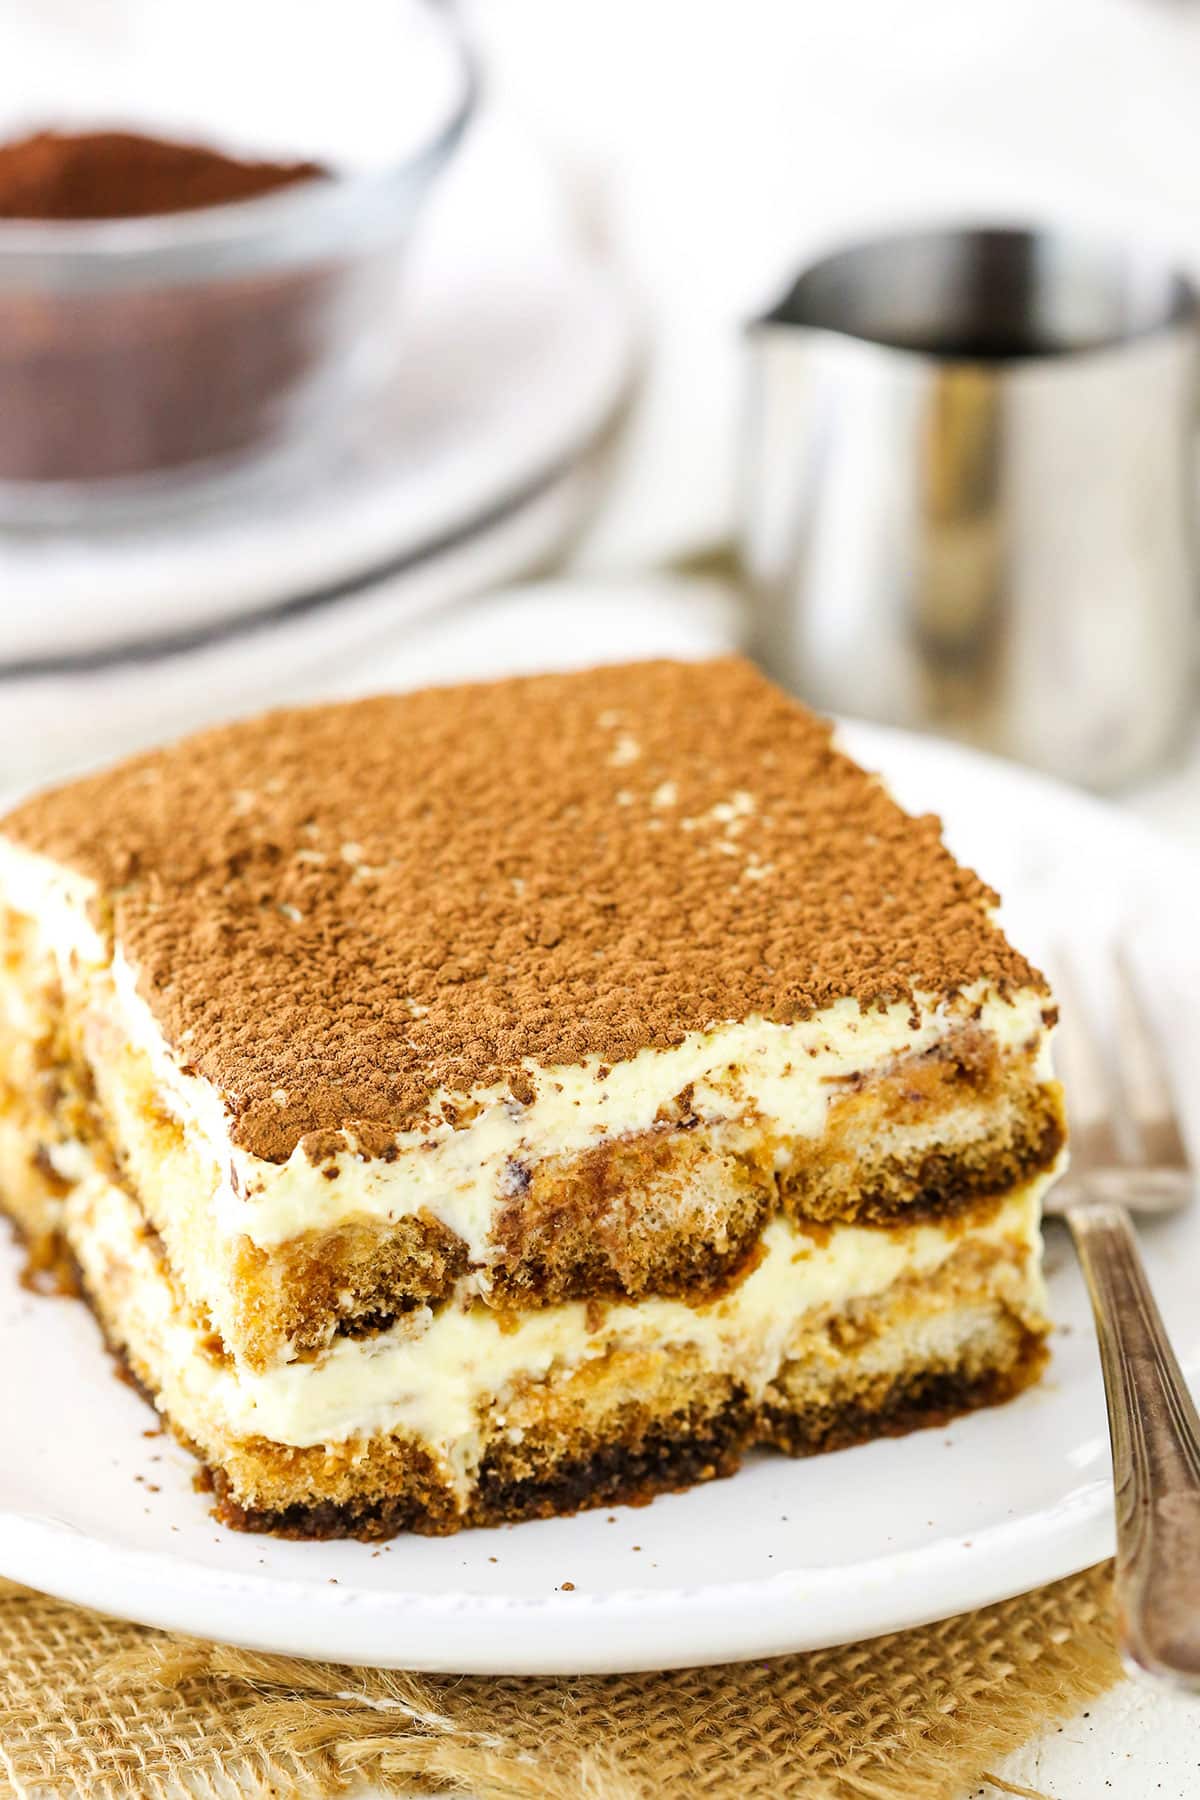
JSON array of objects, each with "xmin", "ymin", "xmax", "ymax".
[{"xmin": 0, "ymin": 112, "xmax": 636, "ymax": 786}]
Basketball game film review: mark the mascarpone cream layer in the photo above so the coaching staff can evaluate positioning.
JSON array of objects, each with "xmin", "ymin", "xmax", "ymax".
[
  {"xmin": 0, "ymin": 840, "xmax": 1054, "ymax": 1263},
  {"xmin": 70, "ymin": 1165, "xmax": 1051, "ymax": 1469}
]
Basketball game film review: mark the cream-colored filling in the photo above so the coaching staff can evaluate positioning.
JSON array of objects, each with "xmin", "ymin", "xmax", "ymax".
[
  {"xmin": 0, "ymin": 839, "xmax": 1054, "ymax": 1264},
  {"xmin": 70, "ymin": 1165, "xmax": 1052, "ymax": 1482}
]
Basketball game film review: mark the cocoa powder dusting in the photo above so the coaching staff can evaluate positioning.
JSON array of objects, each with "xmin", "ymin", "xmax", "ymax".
[
  {"xmin": 0, "ymin": 130, "xmax": 323, "ymax": 220},
  {"xmin": 0, "ymin": 659, "xmax": 1044, "ymax": 1162}
]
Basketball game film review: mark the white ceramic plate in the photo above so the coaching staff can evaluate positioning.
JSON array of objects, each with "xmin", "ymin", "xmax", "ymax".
[{"xmin": 2, "ymin": 722, "xmax": 1198, "ymax": 1675}]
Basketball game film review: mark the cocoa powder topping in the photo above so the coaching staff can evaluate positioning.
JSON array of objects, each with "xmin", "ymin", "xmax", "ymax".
[
  {"xmin": 0, "ymin": 129, "xmax": 324, "ymax": 221},
  {"xmin": 1, "ymin": 659, "xmax": 1043, "ymax": 1161}
]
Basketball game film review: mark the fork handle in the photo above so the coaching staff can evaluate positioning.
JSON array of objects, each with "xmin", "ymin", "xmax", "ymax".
[{"xmin": 1067, "ymin": 1199, "xmax": 1200, "ymax": 1689}]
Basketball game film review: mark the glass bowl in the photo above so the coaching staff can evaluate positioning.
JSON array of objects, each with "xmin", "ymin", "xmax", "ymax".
[{"xmin": 0, "ymin": 0, "xmax": 476, "ymax": 517}]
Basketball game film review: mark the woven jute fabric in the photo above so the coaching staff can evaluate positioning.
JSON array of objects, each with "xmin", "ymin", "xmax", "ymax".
[{"xmin": 0, "ymin": 1565, "xmax": 1118, "ymax": 1800}]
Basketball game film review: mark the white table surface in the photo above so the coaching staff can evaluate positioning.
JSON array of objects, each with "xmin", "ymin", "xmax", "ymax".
[{"xmin": 416, "ymin": 6, "xmax": 1200, "ymax": 1793}]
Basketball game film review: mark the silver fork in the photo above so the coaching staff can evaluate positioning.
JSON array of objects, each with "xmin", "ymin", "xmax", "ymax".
[{"xmin": 1048, "ymin": 948, "xmax": 1200, "ymax": 1689}]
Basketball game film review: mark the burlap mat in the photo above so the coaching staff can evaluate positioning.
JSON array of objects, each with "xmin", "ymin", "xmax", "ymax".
[{"xmin": 0, "ymin": 1564, "xmax": 1118, "ymax": 1800}]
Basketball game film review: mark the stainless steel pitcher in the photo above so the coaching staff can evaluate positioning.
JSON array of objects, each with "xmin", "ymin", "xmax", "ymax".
[{"xmin": 742, "ymin": 226, "xmax": 1200, "ymax": 789}]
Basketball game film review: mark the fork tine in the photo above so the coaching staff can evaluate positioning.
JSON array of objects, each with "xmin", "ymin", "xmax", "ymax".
[
  {"xmin": 1050, "ymin": 948, "xmax": 1127, "ymax": 1172},
  {"xmin": 1112, "ymin": 947, "xmax": 1190, "ymax": 1171}
]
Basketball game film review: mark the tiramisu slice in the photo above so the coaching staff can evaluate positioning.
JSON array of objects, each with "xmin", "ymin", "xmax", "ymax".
[{"xmin": 0, "ymin": 659, "xmax": 1063, "ymax": 1536}]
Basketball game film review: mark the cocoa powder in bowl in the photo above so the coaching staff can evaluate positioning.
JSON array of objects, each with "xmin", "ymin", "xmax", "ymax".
[
  {"xmin": 0, "ymin": 130, "xmax": 325, "ymax": 221},
  {"xmin": 0, "ymin": 129, "xmax": 336, "ymax": 486}
]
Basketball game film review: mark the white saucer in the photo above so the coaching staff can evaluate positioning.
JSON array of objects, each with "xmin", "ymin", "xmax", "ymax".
[
  {"xmin": 0, "ymin": 464, "xmax": 607, "ymax": 787},
  {"xmin": 2, "ymin": 722, "xmax": 1197, "ymax": 1674},
  {"xmin": 0, "ymin": 110, "xmax": 636, "ymax": 665}
]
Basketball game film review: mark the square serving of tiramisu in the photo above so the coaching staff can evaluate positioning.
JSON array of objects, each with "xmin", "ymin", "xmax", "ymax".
[{"xmin": 0, "ymin": 658, "xmax": 1064, "ymax": 1537}]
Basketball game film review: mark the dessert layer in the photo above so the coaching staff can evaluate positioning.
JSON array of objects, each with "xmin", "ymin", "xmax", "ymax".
[
  {"xmin": 0, "ymin": 839, "xmax": 1053, "ymax": 1247},
  {"xmin": 0, "ymin": 876, "xmax": 1062, "ymax": 1368},
  {"xmin": 71, "ymin": 1158, "xmax": 1050, "ymax": 1534},
  {"xmin": 0, "ymin": 659, "xmax": 1046, "ymax": 1163},
  {"xmin": 69, "ymin": 1159, "xmax": 1051, "ymax": 1458},
  {"xmin": 214, "ymin": 1308, "xmax": 1044, "ymax": 1538},
  {"xmin": 108, "ymin": 940, "xmax": 1053, "ymax": 1257}
]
